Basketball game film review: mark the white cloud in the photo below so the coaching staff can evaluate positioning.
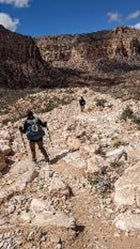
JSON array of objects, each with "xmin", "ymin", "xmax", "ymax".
[
  {"xmin": 0, "ymin": 12, "xmax": 19, "ymax": 31},
  {"xmin": 127, "ymin": 10, "xmax": 140, "ymax": 20},
  {"xmin": 107, "ymin": 12, "xmax": 122, "ymax": 22},
  {"xmin": 131, "ymin": 22, "xmax": 140, "ymax": 30},
  {"xmin": 0, "ymin": 0, "xmax": 30, "ymax": 8}
]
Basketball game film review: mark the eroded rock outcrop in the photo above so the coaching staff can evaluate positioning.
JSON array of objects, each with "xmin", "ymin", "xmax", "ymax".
[
  {"xmin": 36, "ymin": 26, "xmax": 140, "ymax": 79},
  {"xmin": 0, "ymin": 25, "xmax": 50, "ymax": 88}
]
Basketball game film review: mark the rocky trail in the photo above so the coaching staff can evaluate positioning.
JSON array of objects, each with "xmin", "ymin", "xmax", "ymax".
[{"xmin": 0, "ymin": 87, "xmax": 140, "ymax": 248}]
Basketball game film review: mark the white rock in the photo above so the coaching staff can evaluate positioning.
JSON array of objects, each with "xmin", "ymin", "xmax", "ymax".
[
  {"xmin": 30, "ymin": 198, "xmax": 76, "ymax": 229},
  {"xmin": 106, "ymin": 148, "xmax": 125, "ymax": 158},
  {"xmin": 15, "ymin": 170, "xmax": 38, "ymax": 191},
  {"xmin": 11, "ymin": 159, "xmax": 35, "ymax": 175},
  {"xmin": 49, "ymin": 175, "xmax": 70, "ymax": 198},
  {"xmin": 64, "ymin": 152, "xmax": 87, "ymax": 169},
  {"xmin": 30, "ymin": 199, "xmax": 49, "ymax": 215},
  {"xmin": 114, "ymin": 212, "xmax": 140, "ymax": 231},
  {"xmin": 114, "ymin": 162, "xmax": 140, "ymax": 207},
  {"xmin": 32, "ymin": 211, "xmax": 75, "ymax": 229},
  {"xmin": 20, "ymin": 211, "xmax": 31, "ymax": 223}
]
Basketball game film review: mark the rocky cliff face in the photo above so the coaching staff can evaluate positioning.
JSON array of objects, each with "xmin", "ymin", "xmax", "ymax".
[
  {"xmin": 0, "ymin": 25, "xmax": 51, "ymax": 88},
  {"xmin": 1, "ymin": 25, "xmax": 140, "ymax": 88},
  {"xmin": 36, "ymin": 27, "xmax": 140, "ymax": 77}
]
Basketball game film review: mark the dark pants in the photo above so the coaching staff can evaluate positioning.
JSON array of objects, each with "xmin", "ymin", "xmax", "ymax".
[
  {"xmin": 80, "ymin": 105, "xmax": 85, "ymax": 112},
  {"xmin": 29, "ymin": 139, "xmax": 49, "ymax": 162}
]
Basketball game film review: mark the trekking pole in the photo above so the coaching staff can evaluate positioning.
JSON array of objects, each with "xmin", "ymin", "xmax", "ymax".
[
  {"xmin": 46, "ymin": 126, "xmax": 53, "ymax": 147},
  {"xmin": 20, "ymin": 132, "xmax": 28, "ymax": 156}
]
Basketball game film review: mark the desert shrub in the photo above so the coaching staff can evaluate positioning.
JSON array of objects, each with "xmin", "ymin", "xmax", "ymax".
[
  {"xmin": 132, "ymin": 115, "xmax": 140, "ymax": 126},
  {"xmin": 67, "ymin": 123, "xmax": 77, "ymax": 131},
  {"xmin": 46, "ymin": 97, "xmax": 60, "ymax": 112},
  {"xmin": 46, "ymin": 96, "xmax": 72, "ymax": 112},
  {"xmin": 83, "ymin": 89, "xmax": 87, "ymax": 94},
  {"xmin": 87, "ymin": 167, "xmax": 111, "ymax": 194},
  {"xmin": 112, "ymin": 138, "xmax": 124, "ymax": 148},
  {"xmin": 109, "ymin": 161, "xmax": 122, "ymax": 169},
  {"xmin": 95, "ymin": 98, "xmax": 107, "ymax": 108},
  {"xmin": 94, "ymin": 145, "xmax": 106, "ymax": 157},
  {"xmin": 120, "ymin": 106, "xmax": 133, "ymax": 121},
  {"xmin": 2, "ymin": 118, "xmax": 10, "ymax": 125},
  {"xmin": 66, "ymin": 88, "xmax": 74, "ymax": 94},
  {"xmin": 120, "ymin": 106, "xmax": 140, "ymax": 129}
]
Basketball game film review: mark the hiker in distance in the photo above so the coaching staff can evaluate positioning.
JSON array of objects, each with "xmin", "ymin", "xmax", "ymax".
[
  {"xmin": 79, "ymin": 96, "xmax": 86, "ymax": 112},
  {"xmin": 19, "ymin": 110, "xmax": 50, "ymax": 163}
]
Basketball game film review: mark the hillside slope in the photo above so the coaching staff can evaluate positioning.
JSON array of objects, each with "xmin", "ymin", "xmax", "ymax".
[{"xmin": 0, "ymin": 87, "xmax": 140, "ymax": 248}]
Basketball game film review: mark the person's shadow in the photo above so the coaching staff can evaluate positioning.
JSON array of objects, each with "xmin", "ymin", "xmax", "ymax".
[{"xmin": 50, "ymin": 150, "xmax": 69, "ymax": 164}]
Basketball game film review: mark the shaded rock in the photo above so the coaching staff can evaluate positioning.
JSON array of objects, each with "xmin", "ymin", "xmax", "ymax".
[
  {"xmin": 0, "ymin": 151, "xmax": 6, "ymax": 172},
  {"xmin": 0, "ymin": 142, "xmax": 11, "ymax": 156},
  {"xmin": 0, "ymin": 25, "xmax": 50, "ymax": 88}
]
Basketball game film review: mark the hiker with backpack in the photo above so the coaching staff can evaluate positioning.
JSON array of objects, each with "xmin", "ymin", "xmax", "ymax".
[
  {"xmin": 19, "ymin": 111, "xmax": 50, "ymax": 163},
  {"xmin": 79, "ymin": 96, "xmax": 86, "ymax": 112}
]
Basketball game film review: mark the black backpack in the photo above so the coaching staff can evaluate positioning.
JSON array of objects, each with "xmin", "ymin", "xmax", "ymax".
[
  {"xmin": 80, "ymin": 98, "xmax": 86, "ymax": 106},
  {"xmin": 27, "ymin": 118, "xmax": 45, "ymax": 141}
]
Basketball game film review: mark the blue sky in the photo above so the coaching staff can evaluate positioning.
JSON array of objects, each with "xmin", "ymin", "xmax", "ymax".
[{"xmin": 0, "ymin": 0, "xmax": 140, "ymax": 36}]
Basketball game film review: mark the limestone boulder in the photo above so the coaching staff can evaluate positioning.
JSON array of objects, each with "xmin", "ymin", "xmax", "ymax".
[
  {"xmin": 49, "ymin": 175, "xmax": 71, "ymax": 198},
  {"xmin": 30, "ymin": 198, "xmax": 76, "ymax": 229},
  {"xmin": 114, "ymin": 212, "xmax": 140, "ymax": 231},
  {"xmin": 32, "ymin": 211, "xmax": 76, "ymax": 229},
  {"xmin": 11, "ymin": 159, "xmax": 35, "ymax": 175},
  {"xmin": 15, "ymin": 170, "xmax": 38, "ymax": 191},
  {"xmin": 114, "ymin": 162, "xmax": 140, "ymax": 207}
]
